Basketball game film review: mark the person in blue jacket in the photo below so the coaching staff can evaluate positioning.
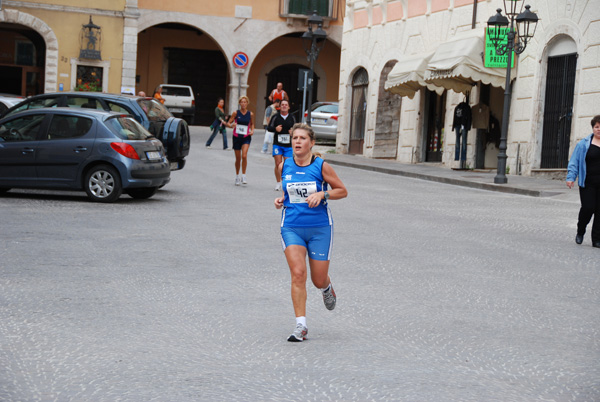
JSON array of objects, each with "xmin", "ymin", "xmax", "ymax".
[
  {"xmin": 566, "ymin": 115, "xmax": 600, "ymax": 247},
  {"xmin": 274, "ymin": 123, "xmax": 348, "ymax": 342}
]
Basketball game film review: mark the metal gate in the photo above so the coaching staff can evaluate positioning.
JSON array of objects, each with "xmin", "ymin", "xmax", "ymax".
[
  {"xmin": 349, "ymin": 68, "xmax": 368, "ymax": 155},
  {"xmin": 540, "ymin": 53, "xmax": 577, "ymax": 168}
]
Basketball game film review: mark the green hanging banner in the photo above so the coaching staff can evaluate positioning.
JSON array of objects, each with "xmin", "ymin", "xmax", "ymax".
[{"xmin": 484, "ymin": 27, "xmax": 515, "ymax": 68}]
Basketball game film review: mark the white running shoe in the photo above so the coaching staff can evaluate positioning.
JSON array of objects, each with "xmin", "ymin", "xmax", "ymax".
[
  {"xmin": 287, "ymin": 323, "xmax": 308, "ymax": 342},
  {"xmin": 235, "ymin": 176, "xmax": 241, "ymax": 186},
  {"xmin": 242, "ymin": 175, "xmax": 248, "ymax": 185},
  {"xmin": 322, "ymin": 284, "xmax": 336, "ymax": 311}
]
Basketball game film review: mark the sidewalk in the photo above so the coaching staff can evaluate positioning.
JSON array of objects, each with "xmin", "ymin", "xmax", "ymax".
[{"xmin": 321, "ymin": 151, "xmax": 578, "ymax": 202}]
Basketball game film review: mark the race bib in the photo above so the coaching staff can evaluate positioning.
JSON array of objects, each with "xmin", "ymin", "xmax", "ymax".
[
  {"xmin": 287, "ymin": 181, "xmax": 317, "ymax": 204},
  {"xmin": 279, "ymin": 134, "xmax": 290, "ymax": 144},
  {"xmin": 236, "ymin": 124, "xmax": 248, "ymax": 135}
]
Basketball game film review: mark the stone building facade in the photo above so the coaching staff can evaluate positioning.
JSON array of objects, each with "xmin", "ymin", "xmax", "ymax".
[{"xmin": 337, "ymin": 0, "xmax": 600, "ymax": 177}]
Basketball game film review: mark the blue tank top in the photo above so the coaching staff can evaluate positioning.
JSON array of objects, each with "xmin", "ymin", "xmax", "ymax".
[
  {"xmin": 234, "ymin": 109, "xmax": 251, "ymax": 137},
  {"xmin": 281, "ymin": 156, "xmax": 331, "ymax": 228}
]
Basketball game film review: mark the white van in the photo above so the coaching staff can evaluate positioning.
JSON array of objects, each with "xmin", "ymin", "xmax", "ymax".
[{"xmin": 159, "ymin": 84, "xmax": 195, "ymax": 125}]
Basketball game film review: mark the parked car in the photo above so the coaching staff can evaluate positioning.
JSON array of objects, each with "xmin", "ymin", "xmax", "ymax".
[
  {"xmin": 0, "ymin": 94, "xmax": 26, "ymax": 115},
  {"xmin": 304, "ymin": 102, "xmax": 338, "ymax": 140},
  {"xmin": 159, "ymin": 84, "xmax": 195, "ymax": 125},
  {"xmin": 0, "ymin": 107, "xmax": 170, "ymax": 202},
  {"xmin": 1, "ymin": 92, "xmax": 190, "ymax": 170}
]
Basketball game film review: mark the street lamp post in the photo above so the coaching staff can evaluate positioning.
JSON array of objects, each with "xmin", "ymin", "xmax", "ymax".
[
  {"xmin": 487, "ymin": 1, "xmax": 538, "ymax": 184},
  {"xmin": 302, "ymin": 11, "xmax": 327, "ymax": 126}
]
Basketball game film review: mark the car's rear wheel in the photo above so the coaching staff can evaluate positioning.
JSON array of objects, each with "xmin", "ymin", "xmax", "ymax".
[
  {"xmin": 84, "ymin": 165, "xmax": 122, "ymax": 203},
  {"xmin": 126, "ymin": 187, "xmax": 158, "ymax": 199}
]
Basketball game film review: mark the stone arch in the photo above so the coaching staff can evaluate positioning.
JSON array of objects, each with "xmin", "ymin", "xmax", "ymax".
[
  {"xmin": 137, "ymin": 11, "xmax": 232, "ymax": 72},
  {"xmin": 0, "ymin": 8, "xmax": 59, "ymax": 93},
  {"xmin": 255, "ymin": 55, "xmax": 328, "ymax": 122}
]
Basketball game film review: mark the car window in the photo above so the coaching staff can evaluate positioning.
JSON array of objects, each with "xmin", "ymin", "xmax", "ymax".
[
  {"xmin": 0, "ymin": 114, "xmax": 45, "ymax": 142},
  {"xmin": 312, "ymin": 104, "xmax": 338, "ymax": 114},
  {"xmin": 11, "ymin": 97, "xmax": 59, "ymax": 114},
  {"xmin": 47, "ymin": 115, "xmax": 93, "ymax": 140},
  {"xmin": 105, "ymin": 115, "xmax": 153, "ymax": 140},
  {"xmin": 66, "ymin": 97, "xmax": 104, "ymax": 110},
  {"xmin": 106, "ymin": 102, "xmax": 132, "ymax": 115},
  {"xmin": 161, "ymin": 86, "xmax": 191, "ymax": 97},
  {"xmin": 137, "ymin": 99, "xmax": 172, "ymax": 121}
]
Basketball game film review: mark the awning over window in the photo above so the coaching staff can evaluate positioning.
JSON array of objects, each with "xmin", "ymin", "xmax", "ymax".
[
  {"xmin": 423, "ymin": 29, "xmax": 513, "ymax": 94},
  {"xmin": 384, "ymin": 52, "xmax": 444, "ymax": 99}
]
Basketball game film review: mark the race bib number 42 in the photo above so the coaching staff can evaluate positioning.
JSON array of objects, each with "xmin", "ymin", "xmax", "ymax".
[{"xmin": 287, "ymin": 181, "xmax": 317, "ymax": 203}]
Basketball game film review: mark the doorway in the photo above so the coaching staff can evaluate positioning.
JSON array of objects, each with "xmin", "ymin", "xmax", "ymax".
[
  {"xmin": 166, "ymin": 48, "xmax": 228, "ymax": 126},
  {"xmin": 373, "ymin": 61, "xmax": 401, "ymax": 159},
  {"xmin": 540, "ymin": 53, "xmax": 577, "ymax": 168},
  {"xmin": 0, "ymin": 25, "xmax": 45, "ymax": 96},
  {"xmin": 349, "ymin": 68, "xmax": 368, "ymax": 155},
  {"xmin": 266, "ymin": 64, "xmax": 318, "ymax": 121},
  {"xmin": 423, "ymin": 90, "xmax": 446, "ymax": 162}
]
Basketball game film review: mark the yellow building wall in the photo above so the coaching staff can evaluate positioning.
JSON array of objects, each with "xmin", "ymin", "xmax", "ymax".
[
  {"xmin": 29, "ymin": 0, "xmax": 126, "ymax": 11},
  {"xmin": 138, "ymin": 0, "xmax": 344, "ymax": 26},
  {"xmin": 14, "ymin": 8, "xmax": 125, "ymax": 93}
]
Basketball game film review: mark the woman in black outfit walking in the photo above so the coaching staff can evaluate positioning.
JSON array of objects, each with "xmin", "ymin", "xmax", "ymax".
[{"xmin": 566, "ymin": 115, "xmax": 600, "ymax": 247}]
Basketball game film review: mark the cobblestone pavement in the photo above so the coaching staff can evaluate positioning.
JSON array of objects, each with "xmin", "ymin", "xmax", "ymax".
[{"xmin": 1, "ymin": 127, "xmax": 598, "ymax": 401}]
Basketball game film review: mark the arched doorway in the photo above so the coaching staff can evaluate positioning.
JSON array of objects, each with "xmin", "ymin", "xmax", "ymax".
[
  {"xmin": 266, "ymin": 64, "xmax": 319, "ymax": 121},
  {"xmin": 374, "ymin": 61, "xmax": 401, "ymax": 158},
  {"xmin": 137, "ymin": 23, "xmax": 229, "ymax": 125},
  {"xmin": 540, "ymin": 36, "xmax": 578, "ymax": 169},
  {"xmin": 349, "ymin": 68, "xmax": 368, "ymax": 155},
  {"xmin": 0, "ymin": 23, "xmax": 45, "ymax": 96}
]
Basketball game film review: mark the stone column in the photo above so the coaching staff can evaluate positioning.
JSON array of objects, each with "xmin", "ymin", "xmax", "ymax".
[{"xmin": 121, "ymin": 0, "xmax": 140, "ymax": 92}]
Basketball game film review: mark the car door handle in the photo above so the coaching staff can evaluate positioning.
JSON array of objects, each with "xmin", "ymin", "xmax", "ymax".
[
  {"xmin": 21, "ymin": 148, "xmax": 34, "ymax": 154},
  {"xmin": 74, "ymin": 146, "xmax": 88, "ymax": 153}
]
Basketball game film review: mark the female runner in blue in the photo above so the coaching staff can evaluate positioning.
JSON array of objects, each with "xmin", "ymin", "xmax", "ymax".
[{"xmin": 274, "ymin": 123, "xmax": 348, "ymax": 342}]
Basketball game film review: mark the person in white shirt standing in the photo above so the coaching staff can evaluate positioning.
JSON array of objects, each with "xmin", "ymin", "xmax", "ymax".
[{"xmin": 261, "ymin": 99, "xmax": 279, "ymax": 154}]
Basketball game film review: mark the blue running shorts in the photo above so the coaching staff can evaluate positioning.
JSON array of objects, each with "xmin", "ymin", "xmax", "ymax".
[
  {"xmin": 273, "ymin": 144, "xmax": 293, "ymax": 158},
  {"xmin": 280, "ymin": 226, "xmax": 333, "ymax": 261}
]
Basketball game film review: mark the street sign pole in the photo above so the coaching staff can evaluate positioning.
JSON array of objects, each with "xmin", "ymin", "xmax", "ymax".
[
  {"xmin": 232, "ymin": 52, "xmax": 249, "ymax": 106},
  {"xmin": 301, "ymin": 70, "xmax": 308, "ymax": 123}
]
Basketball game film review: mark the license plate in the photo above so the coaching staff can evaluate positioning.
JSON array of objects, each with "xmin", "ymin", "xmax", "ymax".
[
  {"xmin": 146, "ymin": 151, "xmax": 161, "ymax": 160},
  {"xmin": 170, "ymin": 161, "xmax": 179, "ymax": 170},
  {"xmin": 168, "ymin": 108, "xmax": 183, "ymax": 113},
  {"xmin": 312, "ymin": 118, "xmax": 328, "ymax": 124}
]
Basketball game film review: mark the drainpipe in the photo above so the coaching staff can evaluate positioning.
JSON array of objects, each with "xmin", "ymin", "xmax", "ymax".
[{"xmin": 472, "ymin": 0, "xmax": 477, "ymax": 29}]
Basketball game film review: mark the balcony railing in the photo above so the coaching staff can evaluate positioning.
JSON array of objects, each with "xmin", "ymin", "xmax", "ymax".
[{"xmin": 280, "ymin": 0, "xmax": 340, "ymax": 21}]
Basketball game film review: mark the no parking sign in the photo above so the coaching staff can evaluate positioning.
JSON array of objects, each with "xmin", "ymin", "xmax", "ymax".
[{"xmin": 233, "ymin": 52, "xmax": 249, "ymax": 70}]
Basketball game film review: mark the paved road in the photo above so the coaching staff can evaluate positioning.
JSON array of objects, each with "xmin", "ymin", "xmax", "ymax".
[{"xmin": 1, "ymin": 127, "xmax": 598, "ymax": 401}]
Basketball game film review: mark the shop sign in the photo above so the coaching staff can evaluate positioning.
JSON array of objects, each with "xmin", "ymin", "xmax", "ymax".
[{"xmin": 484, "ymin": 27, "xmax": 515, "ymax": 69}]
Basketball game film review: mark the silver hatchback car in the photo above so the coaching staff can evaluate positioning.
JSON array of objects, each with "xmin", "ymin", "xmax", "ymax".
[
  {"xmin": 305, "ymin": 102, "xmax": 338, "ymax": 141},
  {"xmin": 0, "ymin": 107, "xmax": 170, "ymax": 202}
]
